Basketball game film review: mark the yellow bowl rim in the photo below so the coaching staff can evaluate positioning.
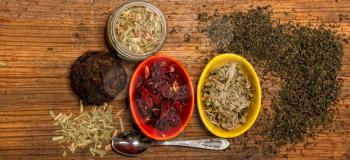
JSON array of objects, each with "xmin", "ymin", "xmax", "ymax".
[{"xmin": 196, "ymin": 53, "xmax": 261, "ymax": 138}]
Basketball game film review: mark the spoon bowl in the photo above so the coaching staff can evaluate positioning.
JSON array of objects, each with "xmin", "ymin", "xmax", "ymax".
[{"xmin": 111, "ymin": 131, "xmax": 151, "ymax": 156}]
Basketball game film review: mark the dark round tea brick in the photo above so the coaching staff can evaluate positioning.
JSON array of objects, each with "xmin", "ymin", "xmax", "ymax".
[{"xmin": 70, "ymin": 51, "xmax": 127, "ymax": 105}]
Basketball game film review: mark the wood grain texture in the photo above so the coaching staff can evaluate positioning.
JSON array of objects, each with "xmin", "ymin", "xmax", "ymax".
[{"xmin": 0, "ymin": 0, "xmax": 349, "ymax": 159}]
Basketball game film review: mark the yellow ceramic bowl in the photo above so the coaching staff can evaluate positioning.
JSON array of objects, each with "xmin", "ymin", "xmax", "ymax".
[{"xmin": 197, "ymin": 53, "xmax": 261, "ymax": 138}]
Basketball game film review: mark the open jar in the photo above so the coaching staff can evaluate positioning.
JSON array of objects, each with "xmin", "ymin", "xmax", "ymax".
[{"xmin": 106, "ymin": 1, "xmax": 167, "ymax": 61}]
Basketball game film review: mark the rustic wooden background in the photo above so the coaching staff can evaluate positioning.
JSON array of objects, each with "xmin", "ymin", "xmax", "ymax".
[{"xmin": 0, "ymin": 0, "xmax": 349, "ymax": 159}]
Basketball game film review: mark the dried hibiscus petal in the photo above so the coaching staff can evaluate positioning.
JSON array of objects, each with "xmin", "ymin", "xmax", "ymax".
[
  {"xmin": 152, "ymin": 93, "xmax": 162, "ymax": 106},
  {"xmin": 174, "ymin": 101, "xmax": 183, "ymax": 113},
  {"xmin": 136, "ymin": 98, "xmax": 148, "ymax": 117},
  {"xmin": 160, "ymin": 84, "xmax": 175, "ymax": 98},
  {"xmin": 145, "ymin": 115, "xmax": 155, "ymax": 125},
  {"xmin": 172, "ymin": 80, "xmax": 180, "ymax": 92},
  {"xmin": 152, "ymin": 108, "xmax": 161, "ymax": 118},
  {"xmin": 144, "ymin": 66, "xmax": 150, "ymax": 79},
  {"xmin": 135, "ymin": 77, "xmax": 144, "ymax": 89},
  {"xmin": 169, "ymin": 65, "xmax": 174, "ymax": 72},
  {"xmin": 160, "ymin": 101, "xmax": 171, "ymax": 118},
  {"xmin": 160, "ymin": 61, "xmax": 167, "ymax": 66},
  {"xmin": 156, "ymin": 105, "xmax": 181, "ymax": 130}
]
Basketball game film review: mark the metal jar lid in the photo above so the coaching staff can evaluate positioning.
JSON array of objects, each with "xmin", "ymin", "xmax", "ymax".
[{"xmin": 106, "ymin": 1, "xmax": 167, "ymax": 61}]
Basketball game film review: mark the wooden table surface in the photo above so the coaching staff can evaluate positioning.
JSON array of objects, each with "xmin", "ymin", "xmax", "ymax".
[{"xmin": 1, "ymin": 0, "xmax": 350, "ymax": 159}]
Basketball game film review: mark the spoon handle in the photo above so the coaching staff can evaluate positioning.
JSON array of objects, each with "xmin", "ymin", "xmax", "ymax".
[{"xmin": 153, "ymin": 138, "xmax": 230, "ymax": 150}]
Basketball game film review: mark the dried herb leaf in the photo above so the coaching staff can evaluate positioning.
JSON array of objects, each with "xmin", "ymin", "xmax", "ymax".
[
  {"xmin": 80, "ymin": 100, "xmax": 83, "ymax": 113},
  {"xmin": 52, "ymin": 136, "xmax": 64, "ymax": 141},
  {"xmin": 54, "ymin": 113, "xmax": 63, "ymax": 121},
  {"xmin": 119, "ymin": 117, "xmax": 124, "ymax": 132},
  {"xmin": 95, "ymin": 149, "xmax": 106, "ymax": 157},
  {"xmin": 49, "ymin": 110, "xmax": 56, "ymax": 119}
]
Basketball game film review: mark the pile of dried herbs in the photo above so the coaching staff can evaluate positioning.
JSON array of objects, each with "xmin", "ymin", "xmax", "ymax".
[
  {"xmin": 116, "ymin": 6, "xmax": 162, "ymax": 54},
  {"xmin": 203, "ymin": 62, "xmax": 253, "ymax": 130},
  {"xmin": 203, "ymin": 6, "xmax": 343, "ymax": 146},
  {"xmin": 49, "ymin": 101, "xmax": 124, "ymax": 157}
]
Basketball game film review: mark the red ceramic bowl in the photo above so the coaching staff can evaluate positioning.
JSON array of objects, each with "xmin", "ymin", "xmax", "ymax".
[{"xmin": 129, "ymin": 54, "xmax": 194, "ymax": 140}]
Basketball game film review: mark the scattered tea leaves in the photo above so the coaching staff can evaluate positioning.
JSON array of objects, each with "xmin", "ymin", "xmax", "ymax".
[
  {"xmin": 203, "ymin": 5, "xmax": 343, "ymax": 149},
  {"xmin": 184, "ymin": 33, "xmax": 191, "ymax": 42},
  {"xmin": 338, "ymin": 14, "xmax": 349, "ymax": 22},
  {"xmin": 303, "ymin": 142, "xmax": 314, "ymax": 150},
  {"xmin": 170, "ymin": 25, "xmax": 183, "ymax": 34},
  {"xmin": 198, "ymin": 13, "xmax": 209, "ymax": 22}
]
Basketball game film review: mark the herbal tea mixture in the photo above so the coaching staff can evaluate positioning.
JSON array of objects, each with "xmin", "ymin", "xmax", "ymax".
[
  {"xmin": 49, "ymin": 102, "xmax": 124, "ymax": 157},
  {"xmin": 134, "ymin": 59, "xmax": 191, "ymax": 133},
  {"xmin": 116, "ymin": 6, "xmax": 162, "ymax": 54},
  {"xmin": 203, "ymin": 6, "xmax": 343, "ymax": 146},
  {"xmin": 202, "ymin": 62, "xmax": 253, "ymax": 130}
]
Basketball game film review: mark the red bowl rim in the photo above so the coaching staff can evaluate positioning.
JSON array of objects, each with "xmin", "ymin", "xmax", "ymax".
[{"xmin": 129, "ymin": 54, "xmax": 195, "ymax": 140}]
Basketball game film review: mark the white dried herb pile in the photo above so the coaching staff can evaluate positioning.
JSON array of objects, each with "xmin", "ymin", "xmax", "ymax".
[
  {"xmin": 116, "ymin": 6, "xmax": 161, "ymax": 54},
  {"xmin": 202, "ymin": 62, "xmax": 253, "ymax": 130},
  {"xmin": 49, "ymin": 101, "xmax": 124, "ymax": 157}
]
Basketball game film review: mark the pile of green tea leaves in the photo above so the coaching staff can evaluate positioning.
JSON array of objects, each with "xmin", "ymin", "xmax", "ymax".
[
  {"xmin": 49, "ymin": 101, "xmax": 123, "ymax": 157},
  {"xmin": 203, "ymin": 6, "xmax": 343, "ymax": 146}
]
